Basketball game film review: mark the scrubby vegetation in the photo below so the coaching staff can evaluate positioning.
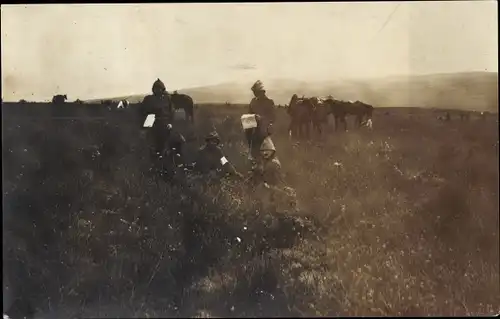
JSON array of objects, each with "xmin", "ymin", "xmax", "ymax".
[{"xmin": 2, "ymin": 103, "xmax": 498, "ymax": 318}]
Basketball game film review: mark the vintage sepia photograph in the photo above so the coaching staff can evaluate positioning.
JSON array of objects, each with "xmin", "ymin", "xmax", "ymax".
[{"xmin": 2, "ymin": 2, "xmax": 498, "ymax": 318}]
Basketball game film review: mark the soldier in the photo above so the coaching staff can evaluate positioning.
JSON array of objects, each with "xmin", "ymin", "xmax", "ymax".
[
  {"xmin": 193, "ymin": 131, "xmax": 243, "ymax": 179},
  {"xmin": 165, "ymin": 124, "xmax": 186, "ymax": 157},
  {"xmin": 249, "ymin": 136, "xmax": 284, "ymax": 187},
  {"xmin": 162, "ymin": 124, "xmax": 187, "ymax": 168},
  {"xmin": 245, "ymin": 80, "xmax": 276, "ymax": 160},
  {"xmin": 249, "ymin": 136, "xmax": 297, "ymax": 211},
  {"xmin": 139, "ymin": 78, "xmax": 175, "ymax": 162}
]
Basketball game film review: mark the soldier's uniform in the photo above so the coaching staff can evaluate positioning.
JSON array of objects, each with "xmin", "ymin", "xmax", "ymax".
[
  {"xmin": 193, "ymin": 131, "xmax": 242, "ymax": 179},
  {"xmin": 250, "ymin": 137, "xmax": 284, "ymax": 187},
  {"xmin": 161, "ymin": 124, "xmax": 187, "ymax": 172},
  {"xmin": 246, "ymin": 80, "xmax": 276, "ymax": 160},
  {"xmin": 250, "ymin": 136, "xmax": 298, "ymax": 212},
  {"xmin": 139, "ymin": 79, "xmax": 175, "ymax": 159}
]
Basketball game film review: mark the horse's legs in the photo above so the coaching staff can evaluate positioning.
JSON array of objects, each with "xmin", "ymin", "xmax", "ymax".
[
  {"xmin": 190, "ymin": 110, "xmax": 195, "ymax": 124},
  {"xmin": 289, "ymin": 120, "xmax": 296, "ymax": 139},
  {"xmin": 290, "ymin": 120, "xmax": 296, "ymax": 139},
  {"xmin": 300, "ymin": 122, "xmax": 307, "ymax": 139},
  {"xmin": 314, "ymin": 120, "xmax": 322, "ymax": 137}
]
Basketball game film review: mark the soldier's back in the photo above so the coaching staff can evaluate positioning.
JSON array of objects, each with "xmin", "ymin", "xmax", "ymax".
[
  {"xmin": 141, "ymin": 94, "xmax": 172, "ymax": 119},
  {"xmin": 251, "ymin": 96, "xmax": 274, "ymax": 115}
]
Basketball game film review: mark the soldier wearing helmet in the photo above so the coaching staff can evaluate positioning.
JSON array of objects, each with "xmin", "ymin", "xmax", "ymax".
[
  {"xmin": 193, "ymin": 131, "xmax": 243, "ymax": 179},
  {"xmin": 139, "ymin": 78, "xmax": 175, "ymax": 161},
  {"xmin": 246, "ymin": 80, "xmax": 276, "ymax": 160},
  {"xmin": 249, "ymin": 136, "xmax": 298, "ymax": 211},
  {"xmin": 250, "ymin": 136, "xmax": 284, "ymax": 187}
]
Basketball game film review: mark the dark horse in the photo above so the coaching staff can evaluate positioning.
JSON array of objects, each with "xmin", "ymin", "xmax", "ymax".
[
  {"xmin": 287, "ymin": 94, "xmax": 314, "ymax": 139},
  {"xmin": 170, "ymin": 91, "xmax": 195, "ymax": 123},
  {"xmin": 324, "ymin": 98, "xmax": 374, "ymax": 131},
  {"xmin": 51, "ymin": 94, "xmax": 68, "ymax": 104},
  {"xmin": 309, "ymin": 97, "xmax": 332, "ymax": 136}
]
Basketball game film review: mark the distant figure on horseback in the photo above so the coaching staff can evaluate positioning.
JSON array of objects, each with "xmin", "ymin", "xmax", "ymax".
[
  {"xmin": 245, "ymin": 80, "xmax": 276, "ymax": 160},
  {"xmin": 139, "ymin": 78, "xmax": 175, "ymax": 163}
]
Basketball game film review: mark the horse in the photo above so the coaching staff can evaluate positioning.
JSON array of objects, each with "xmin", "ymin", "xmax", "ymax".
[
  {"xmin": 170, "ymin": 91, "xmax": 195, "ymax": 123},
  {"xmin": 287, "ymin": 94, "xmax": 314, "ymax": 139},
  {"xmin": 309, "ymin": 97, "xmax": 332, "ymax": 136},
  {"xmin": 51, "ymin": 94, "xmax": 67, "ymax": 104},
  {"xmin": 352, "ymin": 100, "xmax": 374, "ymax": 127},
  {"xmin": 324, "ymin": 98, "xmax": 374, "ymax": 131}
]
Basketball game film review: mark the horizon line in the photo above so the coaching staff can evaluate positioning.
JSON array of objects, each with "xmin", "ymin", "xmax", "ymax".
[{"xmin": 2, "ymin": 70, "xmax": 497, "ymax": 103}]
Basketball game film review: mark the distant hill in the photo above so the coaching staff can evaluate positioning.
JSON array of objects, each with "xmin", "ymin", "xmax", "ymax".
[{"xmin": 88, "ymin": 72, "xmax": 498, "ymax": 112}]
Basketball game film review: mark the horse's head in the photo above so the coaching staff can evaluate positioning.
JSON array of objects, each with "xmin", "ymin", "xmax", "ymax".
[
  {"xmin": 289, "ymin": 94, "xmax": 299, "ymax": 106},
  {"xmin": 364, "ymin": 102, "xmax": 374, "ymax": 110},
  {"xmin": 356, "ymin": 101, "xmax": 374, "ymax": 117}
]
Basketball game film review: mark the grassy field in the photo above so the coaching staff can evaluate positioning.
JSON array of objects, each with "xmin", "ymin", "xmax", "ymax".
[{"xmin": 2, "ymin": 102, "xmax": 499, "ymax": 318}]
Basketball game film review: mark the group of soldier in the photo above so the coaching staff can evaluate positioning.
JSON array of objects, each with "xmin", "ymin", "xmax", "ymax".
[{"xmin": 138, "ymin": 78, "xmax": 295, "ymax": 204}]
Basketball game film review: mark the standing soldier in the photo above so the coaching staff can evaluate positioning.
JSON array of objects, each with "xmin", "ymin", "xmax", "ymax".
[
  {"xmin": 245, "ymin": 80, "xmax": 276, "ymax": 160},
  {"xmin": 139, "ymin": 78, "xmax": 175, "ymax": 164}
]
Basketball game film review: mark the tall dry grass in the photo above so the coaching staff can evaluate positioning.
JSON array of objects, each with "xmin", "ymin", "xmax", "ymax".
[{"xmin": 2, "ymin": 103, "xmax": 498, "ymax": 318}]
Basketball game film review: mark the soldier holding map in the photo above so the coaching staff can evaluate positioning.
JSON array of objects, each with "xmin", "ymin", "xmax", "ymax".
[{"xmin": 244, "ymin": 80, "xmax": 276, "ymax": 160}]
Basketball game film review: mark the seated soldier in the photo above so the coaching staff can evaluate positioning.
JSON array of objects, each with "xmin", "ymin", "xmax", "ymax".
[
  {"xmin": 249, "ymin": 136, "xmax": 297, "ymax": 210},
  {"xmin": 249, "ymin": 136, "xmax": 284, "ymax": 187},
  {"xmin": 193, "ymin": 131, "xmax": 243, "ymax": 179}
]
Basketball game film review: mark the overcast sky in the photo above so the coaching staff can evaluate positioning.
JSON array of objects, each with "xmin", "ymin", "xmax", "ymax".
[{"xmin": 1, "ymin": 2, "xmax": 497, "ymax": 101}]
